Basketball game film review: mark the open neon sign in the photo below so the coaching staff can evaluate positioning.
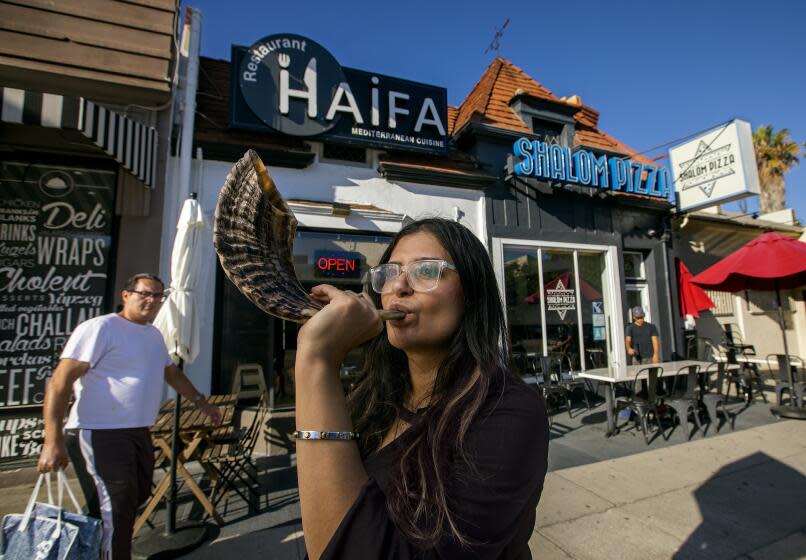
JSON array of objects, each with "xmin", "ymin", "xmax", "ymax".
[{"xmin": 314, "ymin": 251, "xmax": 362, "ymax": 279}]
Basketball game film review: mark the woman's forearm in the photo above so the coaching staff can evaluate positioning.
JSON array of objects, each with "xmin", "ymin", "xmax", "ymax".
[{"xmin": 295, "ymin": 348, "xmax": 369, "ymax": 560}]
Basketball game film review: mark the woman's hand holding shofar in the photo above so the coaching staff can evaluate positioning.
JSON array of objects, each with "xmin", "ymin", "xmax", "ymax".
[{"xmin": 297, "ymin": 284, "xmax": 384, "ymax": 370}]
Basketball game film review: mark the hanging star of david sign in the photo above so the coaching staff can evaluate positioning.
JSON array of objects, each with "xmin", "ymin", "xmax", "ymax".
[
  {"xmin": 677, "ymin": 140, "xmax": 736, "ymax": 198},
  {"xmin": 545, "ymin": 279, "xmax": 576, "ymax": 320}
]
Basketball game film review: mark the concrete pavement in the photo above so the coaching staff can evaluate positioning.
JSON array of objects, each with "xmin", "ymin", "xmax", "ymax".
[
  {"xmin": 532, "ymin": 420, "xmax": 806, "ymax": 559},
  {"xmin": 175, "ymin": 417, "xmax": 806, "ymax": 559},
  {"xmin": 2, "ymin": 408, "xmax": 804, "ymax": 559}
]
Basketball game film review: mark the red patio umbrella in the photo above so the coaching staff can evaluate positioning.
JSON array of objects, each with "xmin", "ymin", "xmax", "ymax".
[
  {"xmin": 690, "ymin": 232, "xmax": 806, "ymax": 292},
  {"xmin": 691, "ymin": 231, "xmax": 806, "ymax": 420},
  {"xmin": 676, "ymin": 259, "xmax": 715, "ymax": 318}
]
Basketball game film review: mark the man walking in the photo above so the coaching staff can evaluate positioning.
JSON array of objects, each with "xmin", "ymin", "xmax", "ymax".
[
  {"xmin": 37, "ymin": 273, "xmax": 221, "ymax": 560},
  {"xmin": 625, "ymin": 306, "xmax": 660, "ymax": 365}
]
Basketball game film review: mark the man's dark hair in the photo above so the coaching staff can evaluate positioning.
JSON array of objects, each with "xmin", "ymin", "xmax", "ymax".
[{"xmin": 123, "ymin": 273, "xmax": 164, "ymax": 292}]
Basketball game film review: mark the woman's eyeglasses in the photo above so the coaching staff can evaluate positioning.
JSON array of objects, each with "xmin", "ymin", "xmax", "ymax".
[
  {"xmin": 128, "ymin": 289, "xmax": 170, "ymax": 302},
  {"xmin": 369, "ymin": 259, "xmax": 456, "ymax": 294}
]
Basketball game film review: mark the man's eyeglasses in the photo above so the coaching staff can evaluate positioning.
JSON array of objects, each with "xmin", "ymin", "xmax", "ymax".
[
  {"xmin": 369, "ymin": 259, "xmax": 457, "ymax": 294},
  {"xmin": 127, "ymin": 289, "xmax": 170, "ymax": 302}
]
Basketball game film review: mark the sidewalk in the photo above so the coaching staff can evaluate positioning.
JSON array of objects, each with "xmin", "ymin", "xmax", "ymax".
[
  {"xmin": 2, "ymin": 415, "xmax": 803, "ymax": 559},
  {"xmin": 532, "ymin": 420, "xmax": 806, "ymax": 559},
  {"xmin": 176, "ymin": 419, "xmax": 805, "ymax": 560}
]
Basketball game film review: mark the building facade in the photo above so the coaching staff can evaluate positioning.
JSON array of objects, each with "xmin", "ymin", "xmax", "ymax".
[
  {"xmin": 0, "ymin": 0, "xmax": 181, "ymax": 467},
  {"xmin": 451, "ymin": 59, "xmax": 677, "ymax": 376},
  {"xmin": 172, "ymin": 33, "xmax": 679, "ymax": 403},
  {"xmin": 673, "ymin": 207, "xmax": 805, "ymax": 359}
]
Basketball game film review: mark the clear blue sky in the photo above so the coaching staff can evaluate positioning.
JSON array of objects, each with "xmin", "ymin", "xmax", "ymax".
[{"xmin": 185, "ymin": 0, "xmax": 806, "ymax": 219}]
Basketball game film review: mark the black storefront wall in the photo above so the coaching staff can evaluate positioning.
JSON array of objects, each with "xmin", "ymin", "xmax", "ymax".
[
  {"xmin": 0, "ymin": 158, "xmax": 116, "ymax": 467},
  {"xmin": 213, "ymin": 229, "xmax": 394, "ymax": 405},
  {"xmin": 486, "ymin": 176, "xmax": 678, "ymax": 363}
]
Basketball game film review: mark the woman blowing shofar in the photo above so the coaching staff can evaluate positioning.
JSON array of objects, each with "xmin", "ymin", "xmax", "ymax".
[{"xmin": 294, "ymin": 217, "xmax": 549, "ymax": 559}]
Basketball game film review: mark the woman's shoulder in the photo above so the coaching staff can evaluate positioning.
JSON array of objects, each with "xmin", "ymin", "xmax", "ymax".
[
  {"xmin": 469, "ymin": 370, "xmax": 549, "ymax": 440},
  {"xmin": 485, "ymin": 371, "xmax": 545, "ymax": 414},
  {"xmin": 460, "ymin": 371, "xmax": 549, "ymax": 479}
]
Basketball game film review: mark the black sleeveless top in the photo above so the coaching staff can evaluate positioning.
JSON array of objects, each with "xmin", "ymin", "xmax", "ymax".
[{"xmin": 319, "ymin": 374, "xmax": 550, "ymax": 559}]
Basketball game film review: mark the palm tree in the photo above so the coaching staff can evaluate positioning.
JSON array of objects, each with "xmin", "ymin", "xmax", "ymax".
[{"xmin": 752, "ymin": 125, "xmax": 801, "ymax": 214}]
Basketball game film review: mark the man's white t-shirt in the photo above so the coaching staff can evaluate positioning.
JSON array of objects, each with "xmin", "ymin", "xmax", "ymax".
[{"xmin": 63, "ymin": 313, "xmax": 173, "ymax": 430}]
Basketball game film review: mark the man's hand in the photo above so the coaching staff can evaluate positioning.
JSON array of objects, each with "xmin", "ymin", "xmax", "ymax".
[
  {"xmin": 38, "ymin": 441, "xmax": 69, "ymax": 473},
  {"xmin": 627, "ymin": 348, "xmax": 636, "ymax": 356},
  {"xmin": 199, "ymin": 402, "xmax": 222, "ymax": 426}
]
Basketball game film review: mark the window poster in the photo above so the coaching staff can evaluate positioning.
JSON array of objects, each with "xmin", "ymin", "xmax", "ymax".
[{"xmin": 0, "ymin": 161, "xmax": 114, "ymax": 465}]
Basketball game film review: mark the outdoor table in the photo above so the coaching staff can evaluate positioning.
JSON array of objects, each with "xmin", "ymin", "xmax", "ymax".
[
  {"xmin": 133, "ymin": 395, "xmax": 236, "ymax": 536},
  {"xmin": 578, "ymin": 360, "xmax": 721, "ymax": 438},
  {"xmin": 158, "ymin": 393, "xmax": 237, "ymax": 413}
]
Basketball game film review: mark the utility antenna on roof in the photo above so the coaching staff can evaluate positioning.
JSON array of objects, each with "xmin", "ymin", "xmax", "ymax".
[{"xmin": 485, "ymin": 17, "xmax": 510, "ymax": 56}]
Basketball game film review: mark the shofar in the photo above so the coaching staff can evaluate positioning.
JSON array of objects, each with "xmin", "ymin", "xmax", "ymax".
[{"xmin": 213, "ymin": 149, "xmax": 403, "ymax": 323}]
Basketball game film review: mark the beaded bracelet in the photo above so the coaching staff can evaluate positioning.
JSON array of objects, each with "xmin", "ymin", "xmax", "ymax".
[{"xmin": 293, "ymin": 430, "xmax": 359, "ymax": 440}]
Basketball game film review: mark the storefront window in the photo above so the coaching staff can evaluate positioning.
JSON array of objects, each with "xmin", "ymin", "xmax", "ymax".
[
  {"xmin": 624, "ymin": 251, "xmax": 651, "ymax": 322},
  {"xmin": 0, "ymin": 160, "xmax": 114, "ymax": 467},
  {"xmin": 577, "ymin": 252, "xmax": 608, "ymax": 369},
  {"xmin": 500, "ymin": 242, "xmax": 618, "ymax": 376},
  {"xmin": 623, "ymin": 251, "xmax": 645, "ymax": 280},
  {"xmin": 504, "ymin": 248, "xmax": 542, "ymax": 375},
  {"xmin": 216, "ymin": 230, "xmax": 392, "ymax": 407},
  {"xmin": 542, "ymin": 250, "xmax": 580, "ymax": 370}
]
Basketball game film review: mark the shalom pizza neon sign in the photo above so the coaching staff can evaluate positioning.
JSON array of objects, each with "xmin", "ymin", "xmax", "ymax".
[{"xmin": 511, "ymin": 138, "xmax": 671, "ymax": 199}]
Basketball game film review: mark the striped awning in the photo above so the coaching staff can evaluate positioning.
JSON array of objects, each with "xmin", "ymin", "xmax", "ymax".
[{"xmin": 0, "ymin": 87, "xmax": 158, "ymax": 187}]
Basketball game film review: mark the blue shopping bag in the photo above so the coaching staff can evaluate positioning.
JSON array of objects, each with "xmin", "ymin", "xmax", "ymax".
[{"xmin": 1, "ymin": 470, "xmax": 102, "ymax": 560}]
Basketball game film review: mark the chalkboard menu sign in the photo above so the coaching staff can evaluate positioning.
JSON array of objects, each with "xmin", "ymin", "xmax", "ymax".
[{"xmin": 0, "ymin": 161, "xmax": 113, "ymax": 464}]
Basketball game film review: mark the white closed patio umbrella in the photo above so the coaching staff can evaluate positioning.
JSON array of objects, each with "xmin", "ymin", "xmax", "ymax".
[
  {"xmin": 154, "ymin": 194, "xmax": 206, "ymax": 364},
  {"xmin": 143, "ymin": 193, "xmax": 209, "ymax": 554}
]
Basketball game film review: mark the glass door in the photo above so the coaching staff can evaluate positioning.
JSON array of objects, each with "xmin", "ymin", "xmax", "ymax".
[
  {"xmin": 495, "ymin": 239, "xmax": 624, "ymax": 376},
  {"xmin": 503, "ymin": 248, "xmax": 543, "ymax": 374},
  {"xmin": 577, "ymin": 251, "xmax": 610, "ymax": 370},
  {"xmin": 542, "ymin": 250, "xmax": 581, "ymax": 370}
]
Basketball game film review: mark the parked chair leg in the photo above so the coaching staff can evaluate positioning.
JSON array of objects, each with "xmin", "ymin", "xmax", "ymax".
[
  {"xmin": 692, "ymin": 405, "xmax": 704, "ymax": 434},
  {"xmin": 581, "ymin": 387, "xmax": 592, "ymax": 410},
  {"xmin": 776, "ymin": 385, "xmax": 789, "ymax": 406},
  {"xmin": 639, "ymin": 410, "xmax": 651, "ymax": 445},
  {"xmin": 720, "ymin": 401, "xmax": 735, "ymax": 431}
]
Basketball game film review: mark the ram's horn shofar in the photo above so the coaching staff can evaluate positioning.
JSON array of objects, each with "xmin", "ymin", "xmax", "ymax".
[{"xmin": 213, "ymin": 149, "xmax": 404, "ymax": 323}]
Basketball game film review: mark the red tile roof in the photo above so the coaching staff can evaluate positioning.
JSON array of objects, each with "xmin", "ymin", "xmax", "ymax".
[
  {"xmin": 454, "ymin": 57, "xmax": 656, "ymax": 167},
  {"xmin": 454, "ymin": 57, "xmax": 558, "ymax": 134},
  {"xmin": 446, "ymin": 105, "xmax": 459, "ymax": 136}
]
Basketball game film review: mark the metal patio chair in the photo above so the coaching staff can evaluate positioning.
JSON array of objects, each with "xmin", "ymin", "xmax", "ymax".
[
  {"xmin": 202, "ymin": 394, "xmax": 269, "ymax": 510},
  {"xmin": 724, "ymin": 346, "xmax": 766, "ymax": 405},
  {"xmin": 551, "ymin": 352, "xmax": 592, "ymax": 414},
  {"xmin": 537, "ymin": 355, "xmax": 570, "ymax": 419},
  {"xmin": 699, "ymin": 361, "xmax": 734, "ymax": 433},
  {"xmin": 614, "ymin": 366, "xmax": 664, "ymax": 445},
  {"xmin": 662, "ymin": 365, "xmax": 705, "ymax": 441},
  {"xmin": 766, "ymin": 354, "xmax": 806, "ymax": 407}
]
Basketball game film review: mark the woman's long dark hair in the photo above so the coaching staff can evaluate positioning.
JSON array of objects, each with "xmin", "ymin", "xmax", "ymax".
[{"xmin": 346, "ymin": 217, "xmax": 510, "ymax": 549}]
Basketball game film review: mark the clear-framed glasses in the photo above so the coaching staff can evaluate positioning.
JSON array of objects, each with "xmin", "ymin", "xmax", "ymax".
[
  {"xmin": 128, "ymin": 289, "xmax": 170, "ymax": 302},
  {"xmin": 369, "ymin": 259, "xmax": 457, "ymax": 294}
]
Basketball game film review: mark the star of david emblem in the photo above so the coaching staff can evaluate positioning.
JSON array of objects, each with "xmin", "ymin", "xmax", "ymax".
[
  {"xmin": 678, "ymin": 140, "xmax": 735, "ymax": 198},
  {"xmin": 545, "ymin": 279, "xmax": 576, "ymax": 320},
  {"xmin": 693, "ymin": 141, "xmax": 716, "ymax": 197}
]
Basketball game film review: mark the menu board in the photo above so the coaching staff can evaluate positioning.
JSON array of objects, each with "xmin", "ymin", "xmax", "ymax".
[{"xmin": 0, "ymin": 161, "xmax": 113, "ymax": 463}]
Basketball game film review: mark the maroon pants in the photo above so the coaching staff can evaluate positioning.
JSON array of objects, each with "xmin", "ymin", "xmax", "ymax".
[{"xmin": 65, "ymin": 427, "xmax": 153, "ymax": 560}]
